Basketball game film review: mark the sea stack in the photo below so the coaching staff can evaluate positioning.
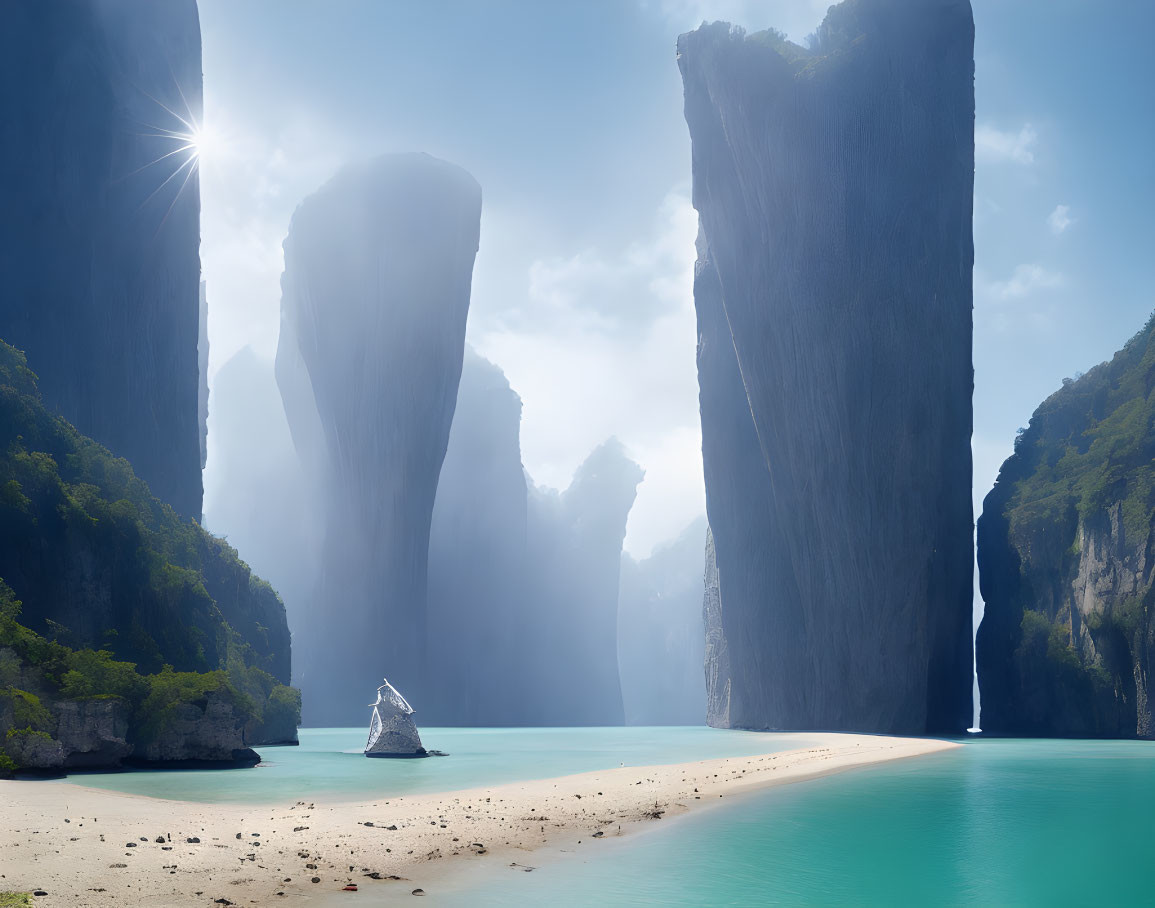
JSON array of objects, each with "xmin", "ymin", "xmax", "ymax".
[
  {"xmin": 0, "ymin": 0, "xmax": 204, "ymax": 519},
  {"xmin": 277, "ymin": 153, "xmax": 481, "ymax": 724},
  {"xmin": 678, "ymin": 0, "xmax": 975, "ymax": 734},
  {"xmin": 977, "ymin": 317, "xmax": 1155, "ymax": 738}
]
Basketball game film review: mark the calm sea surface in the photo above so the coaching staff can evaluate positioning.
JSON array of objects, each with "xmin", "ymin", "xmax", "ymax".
[
  {"xmin": 441, "ymin": 737, "xmax": 1155, "ymax": 906},
  {"xmin": 54, "ymin": 726, "xmax": 807, "ymax": 803}
]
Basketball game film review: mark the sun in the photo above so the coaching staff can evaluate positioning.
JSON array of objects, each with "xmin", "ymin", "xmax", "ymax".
[
  {"xmin": 188, "ymin": 121, "xmax": 222, "ymax": 164},
  {"xmin": 132, "ymin": 84, "xmax": 222, "ymax": 219}
]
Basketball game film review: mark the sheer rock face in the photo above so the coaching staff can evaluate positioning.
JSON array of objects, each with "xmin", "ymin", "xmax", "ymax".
[
  {"xmin": 55, "ymin": 699, "xmax": 133, "ymax": 769},
  {"xmin": 977, "ymin": 319, "xmax": 1155, "ymax": 738},
  {"xmin": 618, "ymin": 517, "xmax": 709, "ymax": 726},
  {"xmin": 134, "ymin": 692, "xmax": 257, "ymax": 765},
  {"xmin": 0, "ymin": 0, "xmax": 204, "ymax": 519},
  {"xmin": 679, "ymin": 1, "xmax": 975, "ymax": 734},
  {"xmin": 424, "ymin": 349, "xmax": 641, "ymax": 726},
  {"xmin": 198, "ymin": 282, "xmax": 210, "ymax": 473},
  {"xmin": 702, "ymin": 528, "xmax": 731, "ymax": 728},
  {"xmin": 521, "ymin": 441, "xmax": 642, "ymax": 726},
  {"xmin": 276, "ymin": 153, "xmax": 481, "ymax": 725},
  {"xmin": 424, "ymin": 348, "xmax": 529, "ymax": 726}
]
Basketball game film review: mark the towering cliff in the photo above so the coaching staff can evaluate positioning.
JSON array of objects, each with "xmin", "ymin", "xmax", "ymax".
[
  {"xmin": 977, "ymin": 316, "xmax": 1155, "ymax": 738},
  {"xmin": 423, "ymin": 350, "xmax": 642, "ymax": 726},
  {"xmin": 618, "ymin": 518, "xmax": 708, "ymax": 726},
  {"xmin": 277, "ymin": 153, "xmax": 480, "ymax": 724},
  {"xmin": 0, "ymin": 0, "xmax": 204, "ymax": 519},
  {"xmin": 521, "ymin": 441, "xmax": 642, "ymax": 726},
  {"xmin": 424, "ymin": 348, "xmax": 529, "ymax": 725},
  {"xmin": 679, "ymin": 1, "xmax": 975, "ymax": 734}
]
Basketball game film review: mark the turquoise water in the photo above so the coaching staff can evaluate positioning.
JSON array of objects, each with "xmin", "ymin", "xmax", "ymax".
[
  {"xmin": 56, "ymin": 726, "xmax": 807, "ymax": 804},
  {"xmin": 445, "ymin": 738, "xmax": 1155, "ymax": 906}
]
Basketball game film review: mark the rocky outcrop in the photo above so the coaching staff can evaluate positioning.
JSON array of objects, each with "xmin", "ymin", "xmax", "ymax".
[
  {"xmin": 702, "ymin": 528, "xmax": 731, "ymax": 728},
  {"xmin": 134, "ymin": 692, "xmax": 258, "ymax": 766},
  {"xmin": 977, "ymin": 316, "xmax": 1155, "ymax": 738},
  {"xmin": 276, "ymin": 153, "xmax": 481, "ymax": 725},
  {"xmin": 3, "ymin": 729, "xmax": 65, "ymax": 771},
  {"xmin": 56, "ymin": 699, "xmax": 133, "ymax": 769},
  {"xmin": 617, "ymin": 518, "xmax": 709, "ymax": 726},
  {"xmin": 368, "ymin": 711, "xmax": 424, "ymax": 756},
  {"xmin": 0, "ymin": 0, "xmax": 204, "ymax": 519},
  {"xmin": 366, "ymin": 681, "xmax": 424, "ymax": 756},
  {"xmin": 679, "ymin": 1, "xmax": 975, "ymax": 734}
]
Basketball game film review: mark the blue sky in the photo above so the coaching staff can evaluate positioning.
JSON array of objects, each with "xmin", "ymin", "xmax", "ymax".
[{"xmin": 197, "ymin": 0, "xmax": 1154, "ymax": 559}]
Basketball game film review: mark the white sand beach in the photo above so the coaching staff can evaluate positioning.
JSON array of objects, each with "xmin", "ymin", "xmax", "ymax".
[{"xmin": 0, "ymin": 733, "xmax": 959, "ymax": 905}]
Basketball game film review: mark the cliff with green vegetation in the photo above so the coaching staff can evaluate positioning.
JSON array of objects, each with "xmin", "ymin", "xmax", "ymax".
[
  {"xmin": 977, "ymin": 314, "xmax": 1155, "ymax": 737},
  {"xmin": 0, "ymin": 339, "xmax": 298, "ymax": 774}
]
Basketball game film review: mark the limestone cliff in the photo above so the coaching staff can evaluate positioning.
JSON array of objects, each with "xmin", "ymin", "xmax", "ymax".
[
  {"xmin": 423, "ymin": 352, "xmax": 642, "ymax": 726},
  {"xmin": 977, "ymin": 316, "xmax": 1155, "ymax": 738},
  {"xmin": 702, "ymin": 528, "xmax": 731, "ymax": 728},
  {"xmin": 0, "ymin": 338, "xmax": 298, "ymax": 772},
  {"xmin": 679, "ymin": 1, "xmax": 975, "ymax": 734},
  {"xmin": 277, "ymin": 153, "xmax": 480, "ymax": 724},
  {"xmin": 424, "ymin": 348, "xmax": 528, "ymax": 725},
  {"xmin": 0, "ymin": 0, "xmax": 204, "ymax": 519},
  {"xmin": 618, "ymin": 518, "xmax": 708, "ymax": 726},
  {"xmin": 521, "ymin": 441, "xmax": 642, "ymax": 726},
  {"xmin": 199, "ymin": 282, "xmax": 210, "ymax": 473}
]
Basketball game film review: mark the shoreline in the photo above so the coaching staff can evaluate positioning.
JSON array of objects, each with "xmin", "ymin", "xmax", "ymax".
[{"xmin": 1, "ymin": 733, "xmax": 959, "ymax": 905}]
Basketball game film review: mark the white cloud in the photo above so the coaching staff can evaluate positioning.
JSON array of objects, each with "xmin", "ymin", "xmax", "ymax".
[
  {"xmin": 475, "ymin": 190, "xmax": 705, "ymax": 558},
  {"xmin": 974, "ymin": 264, "xmax": 1065, "ymax": 335},
  {"xmin": 1047, "ymin": 204, "xmax": 1075, "ymax": 235},
  {"xmin": 975, "ymin": 122, "xmax": 1037, "ymax": 165},
  {"xmin": 980, "ymin": 263, "xmax": 1063, "ymax": 302}
]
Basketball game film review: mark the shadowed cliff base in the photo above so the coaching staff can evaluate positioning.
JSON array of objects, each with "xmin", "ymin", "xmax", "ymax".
[
  {"xmin": 276, "ymin": 152, "xmax": 481, "ymax": 726},
  {"xmin": 680, "ymin": 0, "xmax": 975, "ymax": 734}
]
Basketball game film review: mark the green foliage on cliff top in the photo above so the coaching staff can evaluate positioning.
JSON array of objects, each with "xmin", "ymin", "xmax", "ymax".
[
  {"xmin": 0, "ymin": 338, "xmax": 292, "ymax": 684},
  {"xmin": 134, "ymin": 665, "xmax": 254, "ymax": 746},
  {"xmin": 0, "ymin": 687, "xmax": 52, "ymax": 732},
  {"xmin": 745, "ymin": 0, "xmax": 871, "ymax": 76},
  {"xmin": 999, "ymin": 312, "xmax": 1155, "ymax": 550}
]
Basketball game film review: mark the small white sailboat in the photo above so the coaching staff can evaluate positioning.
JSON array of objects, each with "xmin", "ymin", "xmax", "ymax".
[{"xmin": 364, "ymin": 677, "xmax": 427, "ymax": 758}]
